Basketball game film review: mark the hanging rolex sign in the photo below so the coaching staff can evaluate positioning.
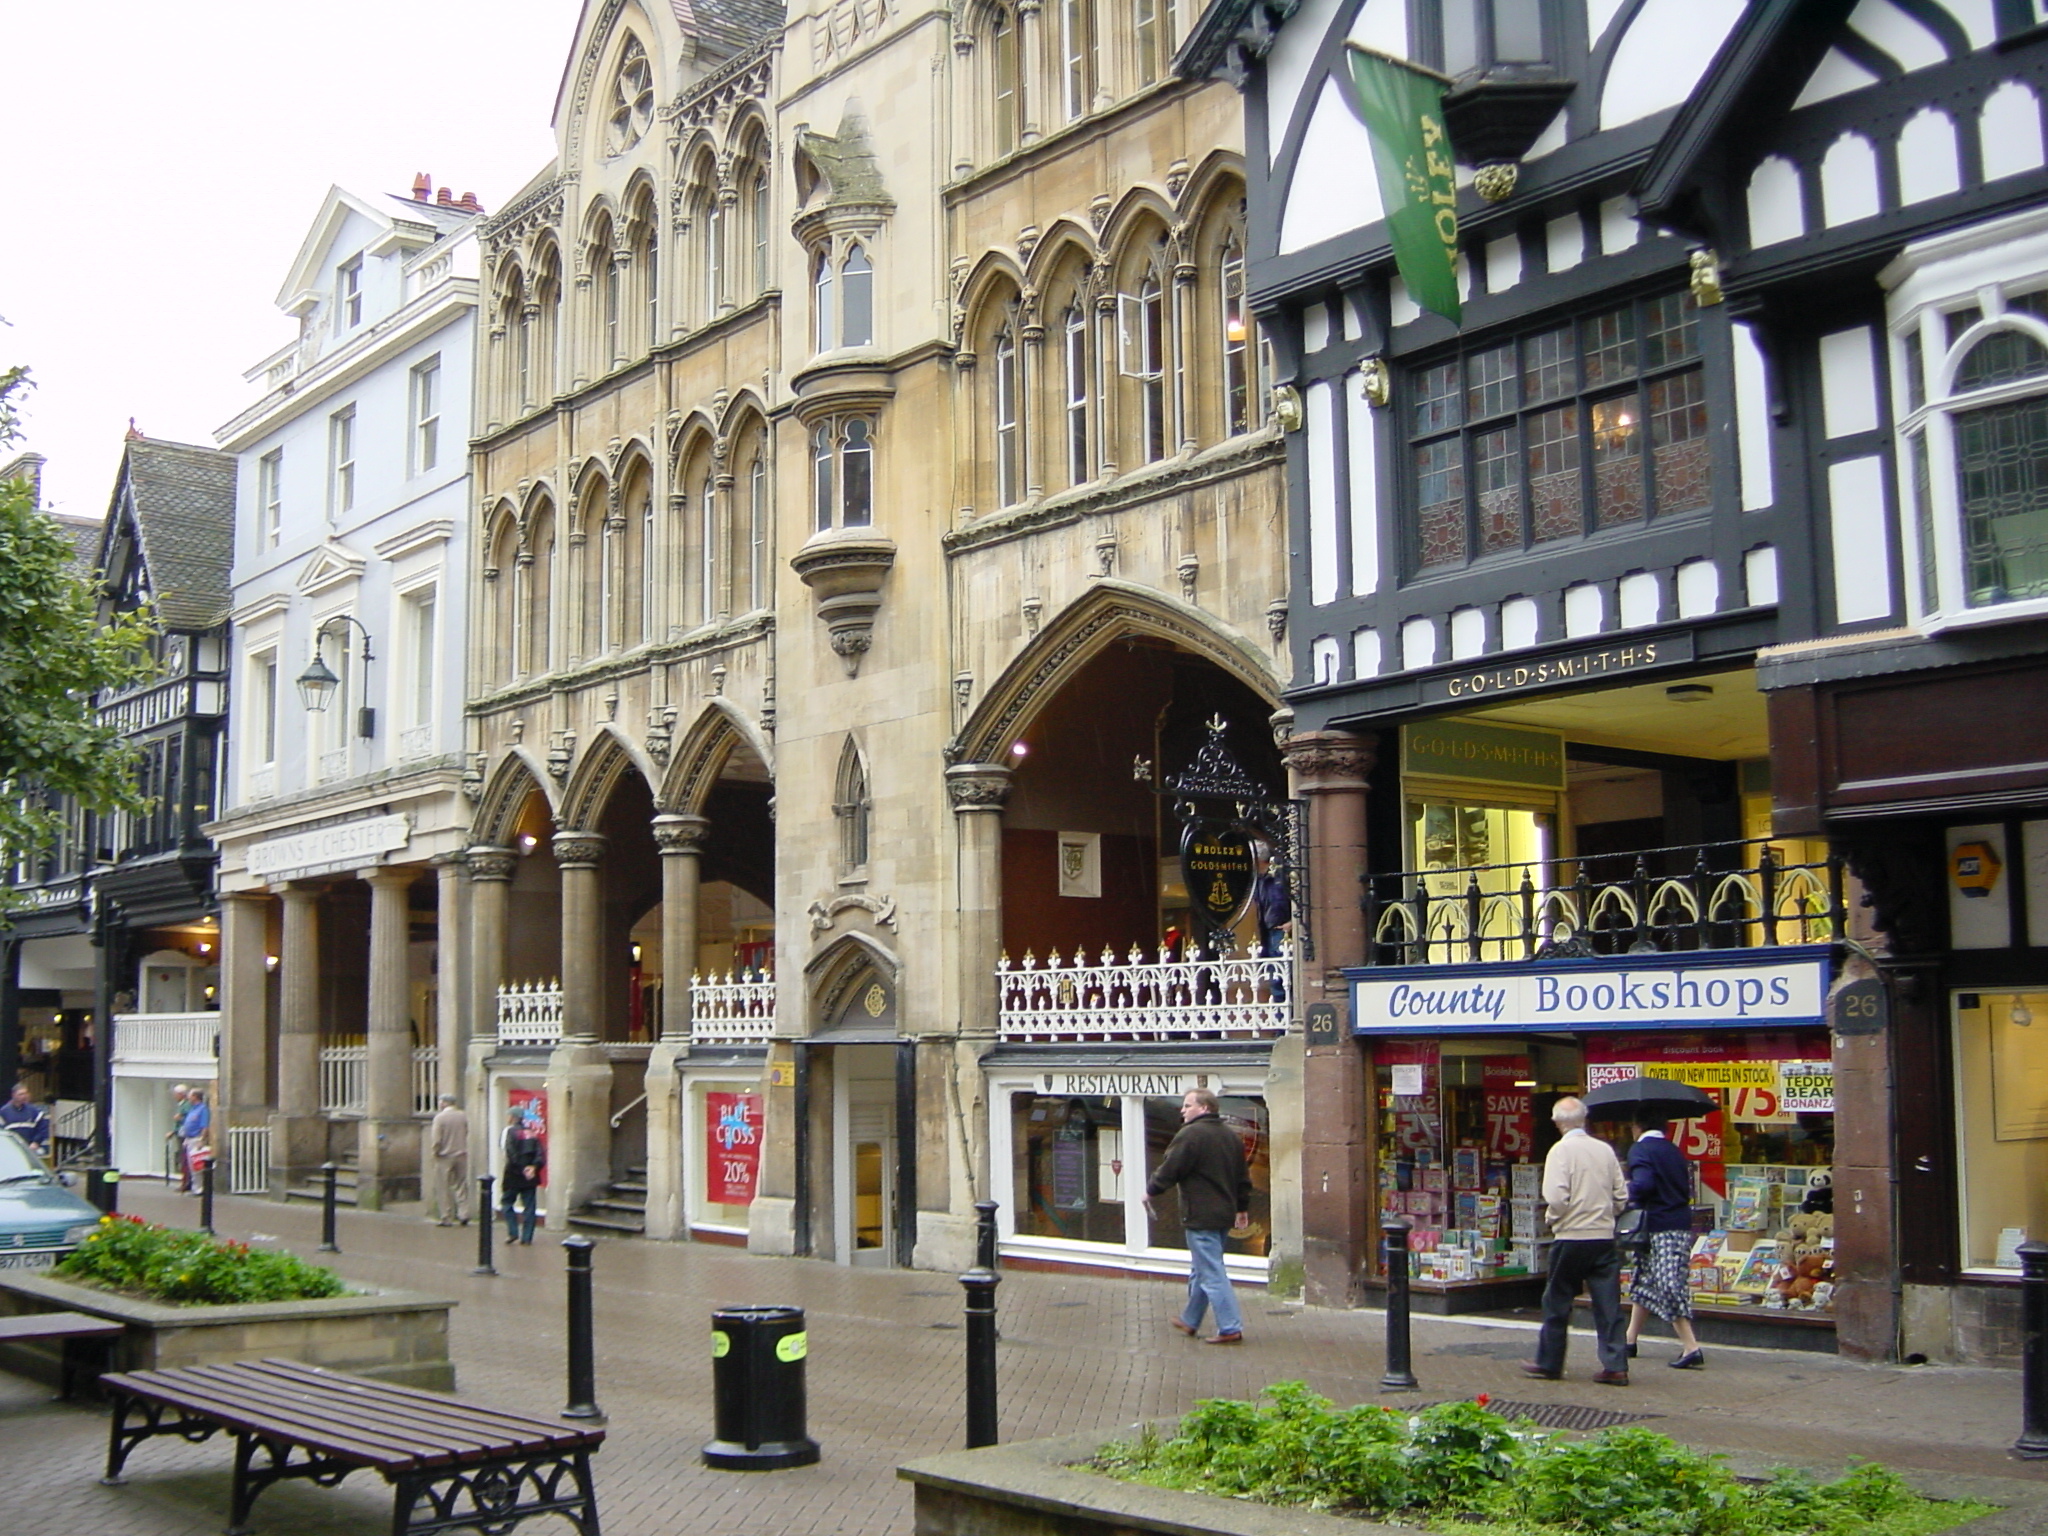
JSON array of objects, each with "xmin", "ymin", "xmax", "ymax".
[{"xmin": 1182, "ymin": 821, "xmax": 1257, "ymax": 934}]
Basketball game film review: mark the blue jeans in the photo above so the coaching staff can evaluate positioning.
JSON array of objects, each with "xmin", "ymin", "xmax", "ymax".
[
  {"xmin": 502, "ymin": 1180, "xmax": 538, "ymax": 1243},
  {"xmin": 1179, "ymin": 1228, "xmax": 1243, "ymax": 1337}
]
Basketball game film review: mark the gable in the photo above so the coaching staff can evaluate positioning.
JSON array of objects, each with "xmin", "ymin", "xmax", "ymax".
[{"xmin": 296, "ymin": 538, "xmax": 368, "ymax": 597}]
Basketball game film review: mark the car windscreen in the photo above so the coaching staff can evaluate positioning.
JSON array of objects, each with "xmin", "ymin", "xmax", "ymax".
[{"xmin": 0, "ymin": 1130, "xmax": 48, "ymax": 1182}]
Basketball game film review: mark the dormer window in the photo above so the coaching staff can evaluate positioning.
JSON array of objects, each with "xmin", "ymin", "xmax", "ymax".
[{"xmin": 339, "ymin": 258, "xmax": 363, "ymax": 329}]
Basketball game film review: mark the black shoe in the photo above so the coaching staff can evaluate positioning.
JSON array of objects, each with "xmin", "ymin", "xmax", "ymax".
[
  {"xmin": 1592, "ymin": 1370, "xmax": 1630, "ymax": 1386},
  {"xmin": 1670, "ymin": 1350, "xmax": 1705, "ymax": 1370},
  {"xmin": 1520, "ymin": 1361, "xmax": 1562, "ymax": 1380},
  {"xmin": 1626, "ymin": 1342, "xmax": 1639, "ymax": 1359}
]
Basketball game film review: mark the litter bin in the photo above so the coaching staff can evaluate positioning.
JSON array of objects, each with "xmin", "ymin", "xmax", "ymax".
[{"xmin": 701, "ymin": 1306, "xmax": 821, "ymax": 1470}]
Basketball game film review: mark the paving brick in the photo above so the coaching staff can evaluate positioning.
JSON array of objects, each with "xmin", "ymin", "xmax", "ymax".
[{"xmin": 0, "ymin": 1182, "xmax": 2041, "ymax": 1534}]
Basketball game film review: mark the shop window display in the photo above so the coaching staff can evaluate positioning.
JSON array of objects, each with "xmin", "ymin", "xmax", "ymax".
[
  {"xmin": 1143, "ymin": 1095, "xmax": 1272, "ymax": 1258},
  {"xmin": 1374, "ymin": 1031, "xmax": 1835, "ymax": 1317},
  {"xmin": 1954, "ymin": 990, "xmax": 2048, "ymax": 1272}
]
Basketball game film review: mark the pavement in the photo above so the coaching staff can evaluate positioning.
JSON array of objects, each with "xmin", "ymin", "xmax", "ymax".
[{"xmin": 2, "ymin": 1180, "xmax": 2043, "ymax": 1535}]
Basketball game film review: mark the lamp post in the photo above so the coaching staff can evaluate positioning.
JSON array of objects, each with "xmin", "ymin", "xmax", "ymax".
[{"xmin": 296, "ymin": 614, "xmax": 377, "ymax": 739}]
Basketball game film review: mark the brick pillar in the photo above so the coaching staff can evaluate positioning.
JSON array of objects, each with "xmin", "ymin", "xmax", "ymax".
[{"xmin": 1285, "ymin": 730, "xmax": 1379, "ymax": 1308}]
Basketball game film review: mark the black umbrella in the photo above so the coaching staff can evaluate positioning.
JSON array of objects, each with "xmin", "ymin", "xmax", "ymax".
[{"xmin": 1581, "ymin": 1075, "xmax": 1718, "ymax": 1123}]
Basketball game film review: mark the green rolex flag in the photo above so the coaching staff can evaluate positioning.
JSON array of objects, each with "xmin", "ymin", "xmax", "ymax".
[{"xmin": 1343, "ymin": 44, "xmax": 1461, "ymax": 326}]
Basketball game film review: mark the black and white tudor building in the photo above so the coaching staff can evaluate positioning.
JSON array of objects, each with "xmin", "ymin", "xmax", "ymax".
[{"xmin": 1180, "ymin": 0, "xmax": 2048, "ymax": 1363}]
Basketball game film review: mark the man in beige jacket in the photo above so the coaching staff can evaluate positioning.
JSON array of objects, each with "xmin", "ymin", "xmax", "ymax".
[
  {"xmin": 429, "ymin": 1095, "xmax": 472, "ymax": 1226},
  {"xmin": 1523, "ymin": 1095, "xmax": 1631, "ymax": 1384}
]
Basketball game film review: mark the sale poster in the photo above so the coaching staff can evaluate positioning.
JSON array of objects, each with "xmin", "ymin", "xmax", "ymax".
[
  {"xmin": 1481, "ymin": 1058, "xmax": 1533, "ymax": 1160},
  {"xmin": 706, "ymin": 1091, "xmax": 762, "ymax": 1205},
  {"xmin": 1378, "ymin": 1040, "xmax": 1440, "ymax": 1154},
  {"xmin": 507, "ymin": 1087, "xmax": 548, "ymax": 1188}
]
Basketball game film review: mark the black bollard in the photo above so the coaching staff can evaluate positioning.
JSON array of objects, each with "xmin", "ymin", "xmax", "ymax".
[
  {"xmin": 961, "ymin": 1251, "xmax": 1000, "ymax": 1448},
  {"xmin": 84, "ymin": 1165, "xmax": 120, "ymax": 1215},
  {"xmin": 472, "ymin": 1175, "xmax": 497, "ymax": 1276},
  {"xmin": 2016, "ymin": 1239, "xmax": 2048, "ymax": 1458},
  {"xmin": 317, "ymin": 1161, "xmax": 339, "ymax": 1253},
  {"xmin": 561, "ymin": 1236, "xmax": 602, "ymax": 1421},
  {"xmin": 198, "ymin": 1159, "xmax": 216, "ymax": 1235},
  {"xmin": 974, "ymin": 1198, "xmax": 999, "ymax": 1271},
  {"xmin": 1380, "ymin": 1219, "xmax": 1419, "ymax": 1391},
  {"xmin": 703, "ymin": 1306, "xmax": 820, "ymax": 1469}
]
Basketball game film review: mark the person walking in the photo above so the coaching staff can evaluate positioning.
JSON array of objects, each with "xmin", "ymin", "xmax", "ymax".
[
  {"xmin": 1624, "ymin": 1114, "xmax": 1706, "ymax": 1369},
  {"xmin": 429, "ymin": 1095, "xmax": 472, "ymax": 1226},
  {"xmin": 167, "ymin": 1084, "xmax": 192, "ymax": 1190},
  {"xmin": 179, "ymin": 1088, "xmax": 213, "ymax": 1194},
  {"xmin": 0, "ymin": 1084, "xmax": 50, "ymax": 1153},
  {"xmin": 500, "ymin": 1107, "xmax": 545, "ymax": 1245},
  {"xmin": 1523, "ymin": 1095, "xmax": 1631, "ymax": 1384},
  {"xmin": 1145, "ymin": 1088, "xmax": 1252, "ymax": 1345}
]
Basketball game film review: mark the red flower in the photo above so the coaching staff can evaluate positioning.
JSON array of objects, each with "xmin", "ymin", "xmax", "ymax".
[{"xmin": 1474, "ymin": 1393, "xmax": 1491, "ymax": 1407}]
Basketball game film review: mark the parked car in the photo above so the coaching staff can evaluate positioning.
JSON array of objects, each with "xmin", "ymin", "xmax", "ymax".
[{"xmin": 0, "ymin": 1128, "xmax": 101, "ymax": 1270}]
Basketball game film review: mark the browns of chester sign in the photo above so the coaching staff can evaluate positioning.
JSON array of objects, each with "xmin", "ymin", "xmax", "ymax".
[{"xmin": 1181, "ymin": 821, "xmax": 1256, "ymax": 932}]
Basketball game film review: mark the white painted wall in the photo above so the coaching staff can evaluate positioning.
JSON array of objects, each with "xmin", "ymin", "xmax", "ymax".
[
  {"xmin": 1346, "ymin": 376, "xmax": 1377, "ymax": 596},
  {"xmin": 1828, "ymin": 455, "xmax": 1894, "ymax": 623},
  {"xmin": 1306, "ymin": 380, "xmax": 1338, "ymax": 604},
  {"xmin": 1600, "ymin": 0, "xmax": 1743, "ymax": 130},
  {"xmin": 1820, "ymin": 326, "xmax": 1882, "ymax": 439}
]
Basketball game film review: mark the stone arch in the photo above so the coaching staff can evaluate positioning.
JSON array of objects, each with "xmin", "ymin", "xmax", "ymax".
[
  {"xmin": 948, "ymin": 578, "xmax": 1280, "ymax": 766},
  {"xmin": 1097, "ymin": 186, "xmax": 1178, "ymax": 266},
  {"xmin": 803, "ymin": 930, "xmax": 902, "ymax": 1030},
  {"xmin": 1020, "ymin": 218, "xmax": 1098, "ymax": 291},
  {"xmin": 559, "ymin": 722, "xmax": 661, "ymax": 830},
  {"xmin": 472, "ymin": 750, "xmax": 558, "ymax": 846},
  {"xmin": 956, "ymin": 249, "xmax": 1029, "ymax": 334},
  {"xmin": 659, "ymin": 699, "xmax": 776, "ymax": 814},
  {"xmin": 1177, "ymin": 148, "xmax": 1249, "ymax": 224}
]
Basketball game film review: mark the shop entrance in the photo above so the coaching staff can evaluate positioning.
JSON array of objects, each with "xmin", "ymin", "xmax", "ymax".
[{"xmin": 834, "ymin": 1044, "xmax": 897, "ymax": 1268}]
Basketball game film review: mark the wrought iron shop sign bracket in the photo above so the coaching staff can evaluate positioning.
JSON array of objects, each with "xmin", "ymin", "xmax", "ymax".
[{"xmin": 1136, "ymin": 715, "xmax": 1311, "ymax": 960}]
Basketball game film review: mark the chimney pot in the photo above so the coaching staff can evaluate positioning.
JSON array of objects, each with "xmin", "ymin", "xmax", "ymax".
[
  {"xmin": 413, "ymin": 172, "xmax": 432, "ymax": 202},
  {"xmin": 436, "ymin": 186, "xmax": 453, "ymax": 205},
  {"xmin": 459, "ymin": 192, "xmax": 482, "ymax": 213}
]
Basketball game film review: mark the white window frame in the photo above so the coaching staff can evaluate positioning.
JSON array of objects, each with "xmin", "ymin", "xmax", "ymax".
[
  {"xmin": 328, "ymin": 405, "xmax": 356, "ymax": 517},
  {"xmin": 257, "ymin": 449, "xmax": 283, "ymax": 547},
  {"xmin": 339, "ymin": 257, "xmax": 363, "ymax": 329},
  {"xmin": 397, "ymin": 582, "xmax": 438, "ymax": 736},
  {"xmin": 410, "ymin": 356, "xmax": 441, "ymax": 475},
  {"xmin": 1887, "ymin": 209, "xmax": 2048, "ymax": 632}
]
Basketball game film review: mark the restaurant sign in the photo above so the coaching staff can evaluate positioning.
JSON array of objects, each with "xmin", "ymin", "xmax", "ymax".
[{"xmin": 1349, "ymin": 949, "xmax": 1831, "ymax": 1035}]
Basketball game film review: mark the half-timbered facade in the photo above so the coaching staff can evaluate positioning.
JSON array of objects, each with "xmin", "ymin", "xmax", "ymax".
[{"xmin": 1187, "ymin": 0, "xmax": 2048, "ymax": 1360}]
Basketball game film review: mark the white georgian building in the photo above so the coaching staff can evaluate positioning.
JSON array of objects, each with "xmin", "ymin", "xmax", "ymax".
[{"xmin": 208, "ymin": 178, "xmax": 484, "ymax": 1206}]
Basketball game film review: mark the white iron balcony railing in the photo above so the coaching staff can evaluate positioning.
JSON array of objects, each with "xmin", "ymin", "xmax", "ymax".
[
  {"xmin": 224, "ymin": 1124, "xmax": 271, "ymax": 1195},
  {"xmin": 997, "ymin": 946, "xmax": 1291, "ymax": 1041},
  {"xmin": 496, "ymin": 980, "xmax": 564, "ymax": 1047},
  {"xmin": 1361, "ymin": 838, "xmax": 1844, "ymax": 967},
  {"xmin": 317, "ymin": 1043, "xmax": 439, "ymax": 1116},
  {"xmin": 111, "ymin": 1012, "xmax": 220, "ymax": 1064},
  {"xmin": 690, "ymin": 969, "xmax": 776, "ymax": 1042}
]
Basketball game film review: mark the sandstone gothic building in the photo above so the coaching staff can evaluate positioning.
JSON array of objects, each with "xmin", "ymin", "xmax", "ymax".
[{"xmin": 457, "ymin": 0, "xmax": 1292, "ymax": 1277}]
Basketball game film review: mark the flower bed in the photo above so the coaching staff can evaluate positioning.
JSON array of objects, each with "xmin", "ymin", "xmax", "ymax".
[
  {"xmin": 1090, "ymin": 1384, "xmax": 1995, "ymax": 1536},
  {"xmin": 55, "ymin": 1215, "xmax": 345, "ymax": 1305}
]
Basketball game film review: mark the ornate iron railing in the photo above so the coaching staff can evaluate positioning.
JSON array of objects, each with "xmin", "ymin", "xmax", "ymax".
[
  {"xmin": 997, "ymin": 946, "xmax": 1290, "ymax": 1040},
  {"xmin": 111, "ymin": 1012, "xmax": 220, "ymax": 1064},
  {"xmin": 224, "ymin": 1124, "xmax": 271, "ymax": 1195},
  {"xmin": 319, "ymin": 1044, "xmax": 367, "ymax": 1115},
  {"xmin": 496, "ymin": 981, "xmax": 564, "ymax": 1046},
  {"xmin": 690, "ymin": 969, "xmax": 776, "ymax": 1042},
  {"xmin": 1360, "ymin": 839, "xmax": 1843, "ymax": 967}
]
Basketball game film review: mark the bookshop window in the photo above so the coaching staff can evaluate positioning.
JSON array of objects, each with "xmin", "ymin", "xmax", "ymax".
[
  {"xmin": 1954, "ymin": 991, "xmax": 2048, "ymax": 1272},
  {"xmin": 1011, "ymin": 1094, "xmax": 1127, "ymax": 1244},
  {"xmin": 1142, "ymin": 1095, "xmax": 1271, "ymax": 1258}
]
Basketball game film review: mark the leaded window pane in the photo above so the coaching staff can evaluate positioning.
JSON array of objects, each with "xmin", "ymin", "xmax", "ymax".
[
  {"xmin": 1956, "ymin": 396, "xmax": 2048, "ymax": 605},
  {"xmin": 1523, "ymin": 327, "xmax": 1574, "ymax": 404},
  {"xmin": 1414, "ymin": 361, "xmax": 1462, "ymax": 435},
  {"xmin": 1467, "ymin": 342, "xmax": 1516, "ymax": 420},
  {"xmin": 1582, "ymin": 307, "xmax": 1637, "ymax": 389},
  {"xmin": 1650, "ymin": 367, "xmax": 1711, "ymax": 514},
  {"xmin": 1527, "ymin": 404, "xmax": 1580, "ymax": 543},
  {"xmin": 842, "ymin": 419, "xmax": 874, "ymax": 527},
  {"xmin": 1415, "ymin": 439, "xmax": 1465, "ymax": 569},
  {"xmin": 1590, "ymin": 394, "xmax": 1643, "ymax": 527},
  {"xmin": 1945, "ymin": 305, "xmax": 1983, "ymax": 346},
  {"xmin": 1909, "ymin": 429, "xmax": 1936, "ymax": 614},
  {"xmin": 1642, "ymin": 293, "xmax": 1699, "ymax": 369},
  {"xmin": 1904, "ymin": 330, "xmax": 1926, "ymax": 412},
  {"xmin": 2010, "ymin": 290, "xmax": 2048, "ymax": 323},
  {"xmin": 1474, "ymin": 425, "xmax": 1522, "ymax": 553},
  {"xmin": 1956, "ymin": 329, "xmax": 2048, "ymax": 392}
]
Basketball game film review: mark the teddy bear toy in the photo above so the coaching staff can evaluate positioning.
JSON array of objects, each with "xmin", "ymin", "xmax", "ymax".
[{"xmin": 1801, "ymin": 1171, "xmax": 1833, "ymax": 1214}]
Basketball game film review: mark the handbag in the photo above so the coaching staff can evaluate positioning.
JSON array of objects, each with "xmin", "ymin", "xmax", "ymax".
[{"xmin": 1614, "ymin": 1206, "xmax": 1651, "ymax": 1253}]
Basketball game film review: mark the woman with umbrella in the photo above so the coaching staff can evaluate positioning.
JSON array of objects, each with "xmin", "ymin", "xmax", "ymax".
[{"xmin": 1584, "ymin": 1077, "xmax": 1710, "ymax": 1370}]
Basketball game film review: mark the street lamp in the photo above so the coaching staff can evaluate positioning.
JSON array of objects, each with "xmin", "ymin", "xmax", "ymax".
[{"xmin": 296, "ymin": 614, "xmax": 377, "ymax": 739}]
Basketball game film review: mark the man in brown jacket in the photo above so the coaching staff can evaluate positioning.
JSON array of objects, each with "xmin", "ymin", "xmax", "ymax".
[
  {"xmin": 1145, "ymin": 1089, "xmax": 1252, "ymax": 1344},
  {"xmin": 429, "ymin": 1095, "xmax": 471, "ymax": 1226},
  {"xmin": 1523, "ymin": 1095, "xmax": 1630, "ymax": 1384}
]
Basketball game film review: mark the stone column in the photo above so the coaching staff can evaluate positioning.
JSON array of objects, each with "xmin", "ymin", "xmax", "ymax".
[
  {"xmin": 218, "ymin": 893, "xmax": 271, "ymax": 1128},
  {"xmin": 913, "ymin": 762, "xmax": 1011, "ymax": 1273},
  {"xmin": 547, "ymin": 830, "xmax": 613, "ymax": 1230},
  {"xmin": 1016, "ymin": 0, "xmax": 1043, "ymax": 145},
  {"xmin": 1285, "ymin": 730, "xmax": 1379, "ymax": 1308},
  {"xmin": 358, "ymin": 867, "xmax": 420, "ymax": 1209},
  {"xmin": 644, "ymin": 813, "xmax": 710, "ymax": 1240},
  {"xmin": 465, "ymin": 847, "xmax": 517, "ymax": 1173},
  {"xmin": 433, "ymin": 854, "xmax": 470, "ymax": 1105},
  {"xmin": 271, "ymin": 882, "xmax": 325, "ymax": 1187}
]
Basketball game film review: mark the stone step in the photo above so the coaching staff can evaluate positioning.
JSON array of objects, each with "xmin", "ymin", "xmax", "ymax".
[
  {"xmin": 584, "ymin": 1197, "xmax": 646, "ymax": 1218},
  {"xmin": 567, "ymin": 1212, "xmax": 646, "ymax": 1235},
  {"xmin": 606, "ymin": 1180, "xmax": 649, "ymax": 1197}
]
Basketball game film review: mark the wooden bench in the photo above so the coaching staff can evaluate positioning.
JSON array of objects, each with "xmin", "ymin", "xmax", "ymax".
[
  {"xmin": 99, "ymin": 1357, "xmax": 604, "ymax": 1536},
  {"xmin": 0, "ymin": 1310, "xmax": 126, "ymax": 1399}
]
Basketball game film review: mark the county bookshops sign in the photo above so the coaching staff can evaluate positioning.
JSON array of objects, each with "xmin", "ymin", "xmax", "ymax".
[{"xmin": 1347, "ymin": 948, "xmax": 1831, "ymax": 1035}]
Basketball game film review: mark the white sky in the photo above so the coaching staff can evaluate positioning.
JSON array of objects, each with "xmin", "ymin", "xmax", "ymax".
[{"xmin": 1, "ymin": 1, "xmax": 579, "ymax": 518}]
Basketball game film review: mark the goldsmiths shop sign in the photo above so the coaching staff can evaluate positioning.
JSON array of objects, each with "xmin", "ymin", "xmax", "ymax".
[{"xmin": 1345, "ymin": 948, "xmax": 1831, "ymax": 1035}]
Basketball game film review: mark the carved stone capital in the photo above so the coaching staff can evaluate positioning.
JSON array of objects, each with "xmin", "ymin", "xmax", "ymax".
[
  {"xmin": 946, "ymin": 762, "xmax": 1013, "ymax": 812},
  {"xmin": 651, "ymin": 813, "xmax": 712, "ymax": 856},
  {"xmin": 552, "ymin": 830, "xmax": 608, "ymax": 869},
  {"xmin": 467, "ymin": 846, "xmax": 519, "ymax": 882},
  {"xmin": 1283, "ymin": 730, "xmax": 1377, "ymax": 793}
]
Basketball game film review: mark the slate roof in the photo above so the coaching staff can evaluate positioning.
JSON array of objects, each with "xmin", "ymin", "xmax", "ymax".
[
  {"xmin": 106, "ymin": 437, "xmax": 236, "ymax": 631},
  {"xmin": 671, "ymin": 0, "xmax": 783, "ymax": 59}
]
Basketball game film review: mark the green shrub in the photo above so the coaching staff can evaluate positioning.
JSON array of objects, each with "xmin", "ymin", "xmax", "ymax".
[
  {"xmin": 1505, "ymin": 1424, "xmax": 1735, "ymax": 1535},
  {"xmin": 54, "ymin": 1215, "xmax": 347, "ymax": 1305}
]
